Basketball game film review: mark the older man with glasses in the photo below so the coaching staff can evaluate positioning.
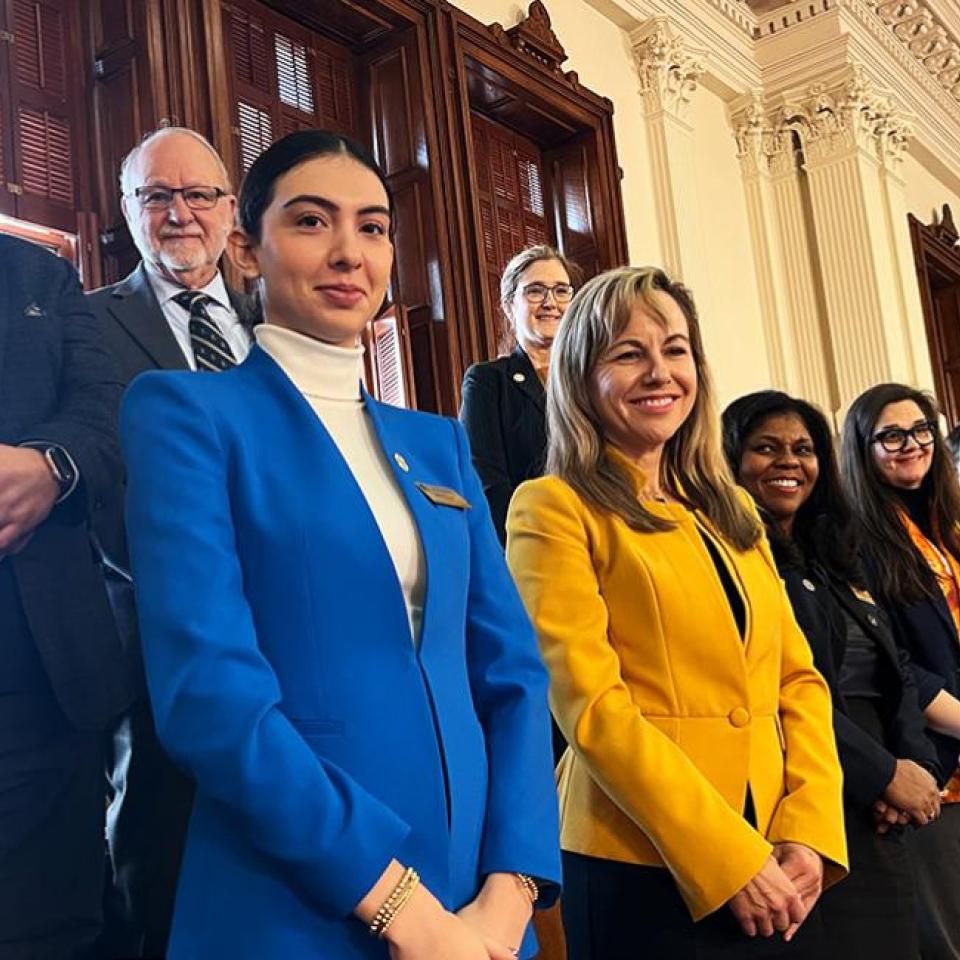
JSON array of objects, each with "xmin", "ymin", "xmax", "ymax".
[{"xmin": 87, "ymin": 127, "xmax": 256, "ymax": 959}]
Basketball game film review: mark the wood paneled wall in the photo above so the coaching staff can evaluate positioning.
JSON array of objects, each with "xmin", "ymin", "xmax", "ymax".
[{"xmin": 42, "ymin": 0, "xmax": 628, "ymax": 414}]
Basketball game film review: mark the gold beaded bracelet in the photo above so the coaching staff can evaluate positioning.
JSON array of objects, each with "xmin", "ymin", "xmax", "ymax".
[
  {"xmin": 369, "ymin": 867, "xmax": 420, "ymax": 938},
  {"xmin": 515, "ymin": 873, "xmax": 539, "ymax": 905}
]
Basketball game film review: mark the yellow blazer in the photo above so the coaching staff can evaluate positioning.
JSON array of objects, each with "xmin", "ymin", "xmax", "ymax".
[{"xmin": 506, "ymin": 470, "xmax": 847, "ymax": 920}]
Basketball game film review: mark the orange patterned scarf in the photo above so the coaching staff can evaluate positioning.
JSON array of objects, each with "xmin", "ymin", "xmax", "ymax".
[{"xmin": 900, "ymin": 508, "xmax": 960, "ymax": 802}]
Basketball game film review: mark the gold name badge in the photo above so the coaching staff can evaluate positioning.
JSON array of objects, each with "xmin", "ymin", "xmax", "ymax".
[{"xmin": 416, "ymin": 482, "xmax": 471, "ymax": 510}]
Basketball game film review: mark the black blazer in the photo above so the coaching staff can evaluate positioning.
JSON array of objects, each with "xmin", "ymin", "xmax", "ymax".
[
  {"xmin": 459, "ymin": 347, "xmax": 546, "ymax": 544},
  {"xmin": 863, "ymin": 555, "xmax": 960, "ymax": 783},
  {"xmin": 0, "ymin": 235, "xmax": 131, "ymax": 730},
  {"xmin": 780, "ymin": 563, "xmax": 940, "ymax": 807}
]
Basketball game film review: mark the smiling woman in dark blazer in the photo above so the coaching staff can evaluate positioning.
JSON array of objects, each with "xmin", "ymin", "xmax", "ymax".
[
  {"xmin": 459, "ymin": 246, "xmax": 578, "ymax": 544},
  {"xmin": 723, "ymin": 390, "xmax": 941, "ymax": 960},
  {"xmin": 842, "ymin": 383, "xmax": 960, "ymax": 960}
]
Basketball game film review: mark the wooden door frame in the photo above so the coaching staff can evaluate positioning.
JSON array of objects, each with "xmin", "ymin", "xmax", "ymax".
[
  {"xmin": 909, "ymin": 205, "xmax": 960, "ymax": 425},
  {"xmin": 442, "ymin": 0, "xmax": 629, "ymax": 370}
]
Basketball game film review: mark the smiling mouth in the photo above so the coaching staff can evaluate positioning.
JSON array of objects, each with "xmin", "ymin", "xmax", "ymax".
[
  {"xmin": 633, "ymin": 396, "xmax": 678, "ymax": 410},
  {"xmin": 764, "ymin": 478, "xmax": 801, "ymax": 489}
]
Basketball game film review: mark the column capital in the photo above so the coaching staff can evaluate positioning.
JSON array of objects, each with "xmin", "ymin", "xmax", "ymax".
[
  {"xmin": 631, "ymin": 17, "xmax": 706, "ymax": 120},
  {"xmin": 778, "ymin": 65, "xmax": 913, "ymax": 167},
  {"xmin": 729, "ymin": 93, "xmax": 797, "ymax": 178}
]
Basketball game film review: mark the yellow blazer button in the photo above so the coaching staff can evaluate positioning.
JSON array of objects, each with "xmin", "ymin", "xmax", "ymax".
[
  {"xmin": 728, "ymin": 707, "xmax": 751, "ymax": 727},
  {"xmin": 394, "ymin": 453, "xmax": 410, "ymax": 472}
]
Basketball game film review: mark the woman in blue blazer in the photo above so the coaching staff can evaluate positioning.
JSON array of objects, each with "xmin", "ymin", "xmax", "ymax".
[{"xmin": 120, "ymin": 130, "xmax": 560, "ymax": 960}]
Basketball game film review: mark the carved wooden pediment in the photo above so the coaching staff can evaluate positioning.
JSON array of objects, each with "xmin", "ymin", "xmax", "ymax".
[
  {"xmin": 932, "ymin": 203, "xmax": 960, "ymax": 247},
  {"xmin": 488, "ymin": 1, "xmax": 578, "ymax": 85}
]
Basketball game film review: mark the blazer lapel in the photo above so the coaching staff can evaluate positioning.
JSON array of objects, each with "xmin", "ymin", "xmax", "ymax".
[
  {"xmin": 109, "ymin": 265, "xmax": 190, "ymax": 371},
  {"xmin": 507, "ymin": 347, "xmax": 545, "ymax": 414}
]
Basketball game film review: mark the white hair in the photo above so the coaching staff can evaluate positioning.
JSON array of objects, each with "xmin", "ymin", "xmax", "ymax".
[{"xmin": 118, "ymin": 126, "xmax": 231, "ymax": 196}]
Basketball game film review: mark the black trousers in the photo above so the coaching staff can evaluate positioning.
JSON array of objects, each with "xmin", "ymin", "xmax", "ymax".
[
  {"xmin": 818, "ymin": 697, "xmax": 919, "ymax": 959},
  {"xmin": 561, "ymin": 852, "xmax": 824, "ymax": 960},
  {"xmin": 906, "ymin": 802, "xmax": 960, "ymax": 960},
  {"xmin": 0, "ymin": 561, "xmax": 104, "ymax": 960}
]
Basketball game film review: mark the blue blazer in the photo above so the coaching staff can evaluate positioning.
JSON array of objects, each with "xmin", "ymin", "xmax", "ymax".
[{"xmin": 120, "ymin": 345, "xmax": 561, "ymax": 959}]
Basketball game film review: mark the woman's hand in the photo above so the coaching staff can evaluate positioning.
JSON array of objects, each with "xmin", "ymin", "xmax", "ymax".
[
  {"xmin": 386, "ymin": 887, "xmax": 495, "ymax": 960},
  {"xmin": 872, "ymin": 798, "xmax": 910, "ymax": 835},
  {"xmin": 882, "ymin": 759, "xmax": 941, "ymax": 826},
  {"xmin": 773, "ymin": 842, "xmax": 823, "ymax": 941},
  {"xmin": 727, "ymin": 855, "xmax": 805, "ymax": 939},
  {"xmin": 355, "ymin": 861, "xmax": 491, "ymax": 960},
  {"xmin": 457, "ymin": 873, "xmax": 534, "ymax": 960}
]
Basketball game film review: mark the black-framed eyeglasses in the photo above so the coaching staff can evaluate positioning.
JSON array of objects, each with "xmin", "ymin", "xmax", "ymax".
[
  {"xmin": 871, "ymin": 421, "xmax": 938, "ymax": 453},
  {"xmin": 521, "ymin": 282, "xmax": 575, "ymax": 305},
  {"xmin": 131, "ymin": 185, "xmax": 228, "ymax": 210}
]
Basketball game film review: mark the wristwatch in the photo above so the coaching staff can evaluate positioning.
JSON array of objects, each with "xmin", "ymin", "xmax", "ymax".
[{"xmin": 41, "ymin": 445, "xmax": 78, "ymax": 502}]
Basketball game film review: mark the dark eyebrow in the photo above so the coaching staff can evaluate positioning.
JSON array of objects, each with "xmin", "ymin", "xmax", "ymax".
[
  {"xmin": 282, "ymin": 194, "xmax": 391, "ymax": 218},
  {"xmin": 876, "ymin": 418, "xmax": 929, "ymax": 431},
  {"xmin": 611, "ymin": 333, "xmax": 690, "ymax": 350}
]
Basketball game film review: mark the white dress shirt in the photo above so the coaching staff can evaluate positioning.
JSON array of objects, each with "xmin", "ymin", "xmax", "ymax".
[
  {"xmin": 255, "ymin": 324, "xmax": 426, "ymax": 645},
  {"xmin": 145, "ymin": 267, "xmax": 252, "ymax": 370}
]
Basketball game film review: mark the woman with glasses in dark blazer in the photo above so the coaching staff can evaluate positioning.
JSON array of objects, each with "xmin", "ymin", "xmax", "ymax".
[
  {"xmin": 843, "ymin": 383, "xmax": 960, "ymax": 959},
  {"xmin": 459, "ymin": 246, "xmax": 578, "ymax": 545},
  {"xmin": 723, "ymin": 390, "xmax": 941, "ymax": 960}
]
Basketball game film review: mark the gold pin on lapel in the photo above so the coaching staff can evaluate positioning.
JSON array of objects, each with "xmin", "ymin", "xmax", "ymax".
[
  {"xmin": 394, "ymin": 452, "xmax": 410, "ymax": 472},
  {"xmin": 416, "ymin": 482, "xmax": 471, "ymax": 510}
]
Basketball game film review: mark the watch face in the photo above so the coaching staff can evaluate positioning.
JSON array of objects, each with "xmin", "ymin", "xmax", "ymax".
[{"xmin": 46, "ymin": 447, "xmax": 75, "ymax": 485}]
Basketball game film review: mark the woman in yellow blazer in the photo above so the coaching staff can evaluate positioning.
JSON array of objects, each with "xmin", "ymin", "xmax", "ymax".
[{"xmin": 506, "ymin": 266, "xmax": 847, "ymax": 959}]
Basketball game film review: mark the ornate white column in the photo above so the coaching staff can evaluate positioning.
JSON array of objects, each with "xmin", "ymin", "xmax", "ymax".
[
  {"xmin": 730, "ymin": 94, "xmax": 835, "ymax": 414},
  {"xmin": 631, "ymin": 18, "xmax": 706, "ymax": 286},
  {"xmin": 782, "ymin": 66, "xmax": 920, "ymax": 405}
]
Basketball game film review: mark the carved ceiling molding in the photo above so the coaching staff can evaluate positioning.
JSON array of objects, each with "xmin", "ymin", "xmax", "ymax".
[
  {"xmin": 631, "ymin": 17, "xmax": 708, "ymax": 119},
  {"xmin": 488, "ymin": 0, "xmax": 581, "ymax": 87},
  {"xmin": 865, "ymin": 0, "xmax": 960, "ymax": 104},
  {"xmin": 731, "ymin": 64, "xmax": 913, "ymax": 171}
]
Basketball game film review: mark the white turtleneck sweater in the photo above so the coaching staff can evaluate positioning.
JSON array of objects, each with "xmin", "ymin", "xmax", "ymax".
[{"xmin": 255, "ymin": 324, "xmax": 426, "ymax": 645}]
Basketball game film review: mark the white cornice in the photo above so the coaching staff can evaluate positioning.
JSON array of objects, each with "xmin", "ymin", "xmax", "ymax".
[{"xmin": 584, "ymin": 0, "xmax": 960, "ymax": 192}]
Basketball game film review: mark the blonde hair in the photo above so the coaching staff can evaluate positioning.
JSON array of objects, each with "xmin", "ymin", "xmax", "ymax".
[
  {"xmin": 547, "ymin": 266, "xmax": 761, "ymax": 549},
  {"xmin": 498, "ymin": 244, "xmax": 580, "ymax": 354}
]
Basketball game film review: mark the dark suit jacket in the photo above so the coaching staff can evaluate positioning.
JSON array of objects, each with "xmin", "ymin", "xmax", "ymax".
[
  {"xmin": 781, "ymin": 562, "xmax": 940, "ymax": 807},
  {"xmin": 86, "ymin": 262, "xmax": 257, "ymax": 958},
  {"xmin": 862, "ymin": 555, "xmax": 960, "ymax": 783},
  {"xmin": 0, "ymin": 234, "xmax": 130, "ymax": 731},
  {"xmin": 459, "ymin": 347, "xmax": 546, "ymax": 544},
  {"xmin": 87, "ymin": 264, "xmax": 257, "ymax": 563}
]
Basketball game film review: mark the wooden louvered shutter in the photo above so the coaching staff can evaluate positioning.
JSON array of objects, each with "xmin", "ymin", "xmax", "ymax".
[
  {"xmin": 546, "ymin": 134, "xmax": 601, "ymax": 280},
  {"xmin": 471, "ymin": 112, "xmax": 550, "ymax": 350},
  {"xmin": 222, "ymin": 2, "xmax": 274, "ymax": 176},
  {"xmin": 1, "ymin": 0, "xmax": 78, "ymax": 231},
  {"xmin": 222, "ymin": 0, "xmax": 360, "ymax": 179},
  {"xmin": 363, "ymin": 306, "xmax": 416, "ymax": 409}
]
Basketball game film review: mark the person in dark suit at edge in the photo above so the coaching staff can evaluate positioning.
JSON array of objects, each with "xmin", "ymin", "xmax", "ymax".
[
  {"xmin": 459, "ymin": 245, "xmax": 579, "ymax": 546},
  {"xmin": 86, "ymin": 126, "xmax": 256, "ymax": 959},
  {"xmin": 0, "ymin": 234, "xmax": 132, "ymax": 959}
]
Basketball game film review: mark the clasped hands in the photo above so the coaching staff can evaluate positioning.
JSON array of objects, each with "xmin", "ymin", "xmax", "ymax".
[
  {"xmin": 872, "ymin": 758, "xmax": 941, "ymax": 835},
  {"xmin": 727, "ymin": 843, "xmax": 822, "ymax": 942},
  {"xmin": 380, "ymin": 870, "xmax": 532, "ymax": 960},
  {"xmin": 0, "ymin": 445, "xmax": 60, "ymax": 558}
]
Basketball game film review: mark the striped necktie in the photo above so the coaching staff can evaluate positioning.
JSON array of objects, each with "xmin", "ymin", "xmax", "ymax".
[{"xmin": 173, "ymin": 290, "xmax": 237, "ymax": 372}]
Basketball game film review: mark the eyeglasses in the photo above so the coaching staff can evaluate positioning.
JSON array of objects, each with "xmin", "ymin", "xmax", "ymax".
[
  {"xmin": 131, "ymin": 185, "xmax": 228, "ymax": 210},
  {"xmin": 521, "ymin": 282, "xmax": 575, "ymax": 305},
  {"xmin": 871, "ymin": 421, "xmax": 938, "ymax": 453}
]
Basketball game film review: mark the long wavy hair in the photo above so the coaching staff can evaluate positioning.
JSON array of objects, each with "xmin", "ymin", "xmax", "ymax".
[
  {"xmin": 546, "ymin": 266, "xmax": 761, "ymax": 549},
  {"xmin": 841, "ymin": 382, "xmax": 960, "ymax": 603},
  {"xmin": 722, "ymin": 390, "xmax": 861, "ymax": 584}
]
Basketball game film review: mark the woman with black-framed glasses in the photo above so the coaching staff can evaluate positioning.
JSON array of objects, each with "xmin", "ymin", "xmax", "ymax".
[
  {"xmin": 842, "ymin": 382, "xmax": 960, "ymax": 959},
  {"xmin": 459, "ymin": 245, "xmax": 580, "ymax": 546}
]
